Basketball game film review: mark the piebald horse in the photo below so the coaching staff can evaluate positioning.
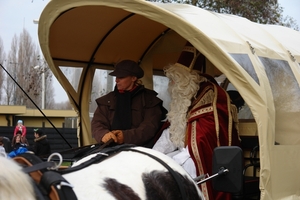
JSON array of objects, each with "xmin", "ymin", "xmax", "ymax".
[{"xmin": 1, "ymin": 144, "xmax": 204, "ymax": 200}]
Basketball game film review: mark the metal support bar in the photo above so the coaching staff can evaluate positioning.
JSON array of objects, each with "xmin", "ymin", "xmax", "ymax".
[{"xmin": 197, "ymin": 167, "xmax": 229, "ymax": 185}]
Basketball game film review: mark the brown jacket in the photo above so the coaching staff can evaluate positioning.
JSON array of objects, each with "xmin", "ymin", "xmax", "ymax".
[{"xmin": 91, "ymin": 85, "xmax": 165, "ymax": 146}]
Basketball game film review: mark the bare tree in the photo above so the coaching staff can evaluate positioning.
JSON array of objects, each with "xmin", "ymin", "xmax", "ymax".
[
  {"xmin": 13, "ymin": 29, "xmax": 42, "ymax": 108},
  {"xmin": 90, "ymin": 69, "xmax": 113, "ymax": 113},
  {"xmin": 279, "ymin": 15, "xmax": 299, "ymax": 30},
  {"xmin": 6, "ymin": 34, "xmax": 19, "ymax": 105},
  {"xmin": 4, "ymin": 29, "xmax": 55, "ymax": 108},
  {"xmin": 0, "ymin": 37, "xmax": 5, "ymax": 103}
]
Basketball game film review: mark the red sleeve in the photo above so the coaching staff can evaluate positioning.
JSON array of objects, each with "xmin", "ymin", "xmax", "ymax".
[{"xmin": 22, "ymin": 126, "xmax": 27, "ymax": 137}]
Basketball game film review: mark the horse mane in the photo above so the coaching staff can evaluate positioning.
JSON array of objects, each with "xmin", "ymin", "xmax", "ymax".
[{"xmin": 0, "ymin": 156, "xmax": 35, "ymax": 200}]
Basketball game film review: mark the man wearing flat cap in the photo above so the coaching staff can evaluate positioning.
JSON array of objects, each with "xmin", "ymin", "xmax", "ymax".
[{"xmin": 91, "ymin": 60, "xmax": 166, "ymax": 147}]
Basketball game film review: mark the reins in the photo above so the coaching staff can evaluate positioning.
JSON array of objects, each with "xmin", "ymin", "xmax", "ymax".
[{"xmin": 58, "ymin": 143, "xmax": 135, "ymax": 175}]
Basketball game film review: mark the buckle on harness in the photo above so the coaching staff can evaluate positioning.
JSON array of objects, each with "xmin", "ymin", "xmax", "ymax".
[{"xmin": 56, "ymin": 181, "xmax": 74, "ymax": 190}]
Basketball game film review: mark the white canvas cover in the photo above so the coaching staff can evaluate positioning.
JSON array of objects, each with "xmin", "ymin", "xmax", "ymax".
[{"xmin": 38, "ymin": 0, "xmax": 300, "ymax": 199}]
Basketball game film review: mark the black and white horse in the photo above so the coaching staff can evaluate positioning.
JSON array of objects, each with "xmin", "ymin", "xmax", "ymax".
[{"xmin": 1, "ymin": 145, "xmax": 204, "ymax": 200}]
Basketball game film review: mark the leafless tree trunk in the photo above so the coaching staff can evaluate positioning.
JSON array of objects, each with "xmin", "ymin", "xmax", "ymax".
[
  {"xmin": 0, "ymin": 37, "xmax": 6, "ymax": 103},
  {"xmin": 6, "ymin": 34, "xmax": 19, "ymax": 105},
  {"xmin": 89, "ymin": 69, "xmax": 113, "ymax": 113},
  {"xmin": 3, "ymin": 29, "xmax": 55, "ymax": 109}
]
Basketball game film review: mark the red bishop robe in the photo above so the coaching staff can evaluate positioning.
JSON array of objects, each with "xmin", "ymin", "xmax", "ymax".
[{"xmin": 186, "ymin": 74, "xmax": 241, "ymax": 200}]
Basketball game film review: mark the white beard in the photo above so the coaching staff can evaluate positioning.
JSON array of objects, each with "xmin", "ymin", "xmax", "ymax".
[
  {"xmin": 167, "ymin": 86, "xmax": 191, "ymax": 148},
  {"xmin": 165, "ymin": 64, "xmax": 204, "ymax": 148}
]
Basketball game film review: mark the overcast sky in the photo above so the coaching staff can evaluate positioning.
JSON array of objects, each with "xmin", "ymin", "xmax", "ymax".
[{"xmin": 0, "ymin": 0, "xmax": 299, "ymax": 102}]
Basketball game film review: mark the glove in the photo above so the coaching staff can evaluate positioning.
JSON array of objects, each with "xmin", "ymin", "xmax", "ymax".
[
  {"xmin": 112, "ymin": 130, "xmax": 124, "ymax": 144},
  {"xmin": 101, "ymin": 132, "xmax": 117, "ymax": 143}
]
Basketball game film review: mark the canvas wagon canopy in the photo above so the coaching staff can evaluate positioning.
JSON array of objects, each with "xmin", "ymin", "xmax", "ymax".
[{"xmin": 38, "ymin": 0, "xmax": 300, "ymax": 199}]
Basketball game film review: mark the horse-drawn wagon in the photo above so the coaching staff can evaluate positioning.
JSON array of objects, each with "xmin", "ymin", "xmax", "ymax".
[{"xmin": 35, "ymin": 0, "xmax": 300, "ymax": 199}]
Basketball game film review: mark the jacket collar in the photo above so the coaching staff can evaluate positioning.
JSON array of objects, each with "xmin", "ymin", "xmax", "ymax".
[{"xmin": 34, "ymin": 135, "xmax": 47, "ymax": 142}]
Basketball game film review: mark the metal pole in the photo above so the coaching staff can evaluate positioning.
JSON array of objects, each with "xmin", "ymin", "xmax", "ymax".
[
  {"xmin": 42, "ymin": 69, "xmax": 45, "ymax": 109},
  {"xmin": 196, "ymin": 168, "xmax": 229, "ymax": 185}
]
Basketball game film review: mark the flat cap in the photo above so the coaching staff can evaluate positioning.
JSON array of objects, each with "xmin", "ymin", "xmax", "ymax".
[{"xmin": 109, "ymin": 60, "xmax": 144, "ymax": 78}]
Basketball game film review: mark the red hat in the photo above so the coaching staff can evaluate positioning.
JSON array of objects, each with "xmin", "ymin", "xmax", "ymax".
[{"xmin": 175, "ymin": 42, "xmax": 205, "ymax": 72}]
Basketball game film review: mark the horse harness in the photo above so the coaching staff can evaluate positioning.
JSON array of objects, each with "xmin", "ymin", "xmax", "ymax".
[
  {"xmin": 14, "ymin": 153, "xmax": 76, "ymax": 200},
  {"xmin": 14, "ymin": 144, "xmax": 188, "ymax": 200}
]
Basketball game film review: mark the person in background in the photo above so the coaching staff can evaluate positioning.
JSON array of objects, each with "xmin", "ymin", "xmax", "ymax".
[
  {"xmin": 11, "ymin": 131, "xmax": 29, "ymax": 147},
  {"xmin": 8, "ymin": 133, "xmax": 28, "ymax": 158},
  {"xmin": 91, "ymin": 59, "xmax": 167, "ymax": 147},
  {"xmin": 13, "ymin": 120, "xmax": 27, "ymax": 137},
  {"xmin": 0, "ymin": 137, "xmax": 6, "ymax": 157},
  {"xmin": 227, "ymin": 90, "xmax": 245, "ymax": 112},
  {"xmin": 31, "ymin": 129, "xmax": 51, "ymax": 156}
]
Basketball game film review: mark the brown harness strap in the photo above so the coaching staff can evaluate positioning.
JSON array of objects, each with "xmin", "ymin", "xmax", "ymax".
[{"xmin": 13, "ymin": 153, "xmax": 77, "ymax": 200}]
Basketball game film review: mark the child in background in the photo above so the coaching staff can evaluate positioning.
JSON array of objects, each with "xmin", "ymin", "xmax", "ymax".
[{"xmin": 13, "ymin": 120, "xmax": 27, "ymax": 137}]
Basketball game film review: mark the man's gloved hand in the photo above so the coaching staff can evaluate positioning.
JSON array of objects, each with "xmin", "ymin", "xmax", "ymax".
[
  {"xmin": 112, "ymin": 130, "xmax": 124, "ymax": 144},
  {"xmin": 101, "ymin": 132, "xmax": 117, "ymax": 143}
]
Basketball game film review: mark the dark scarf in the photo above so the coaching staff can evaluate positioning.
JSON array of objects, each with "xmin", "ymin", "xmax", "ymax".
[{"xmin": 111, "ymin": 85, "xmax": 141, "ymax": 130}]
